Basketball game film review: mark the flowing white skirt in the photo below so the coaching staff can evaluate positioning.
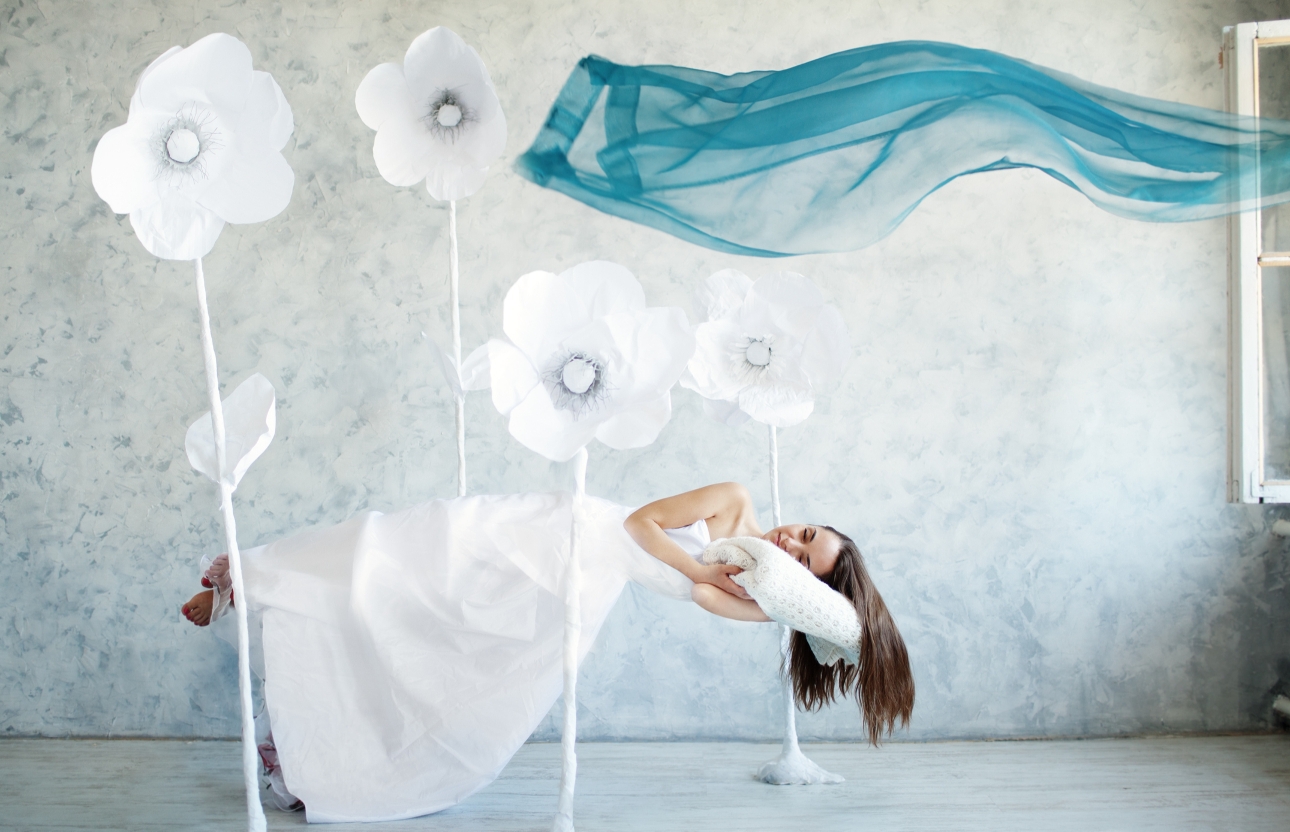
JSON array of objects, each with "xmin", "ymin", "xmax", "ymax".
[{"xmin": 239, "ymin": 492, "xmax": 692, "ymax": 823}]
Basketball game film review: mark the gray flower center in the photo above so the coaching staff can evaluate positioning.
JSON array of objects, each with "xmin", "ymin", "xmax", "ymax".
[
  {"xmin": 154, "ymin": 106, "xmax": 221, "ymax": 181},
  {"xmin": 166, "ymin": 128, "xmax": 201, "ymax": 164},
  {"xmin": 745, "ymin": 339, "xmax": 772, "ymax": 367},
  {"xmin": 436, "ymin": 104, "xmax": 462, "ymax": 127},
  {"xmin": 543, "ymin": 352, "xmax": 610, "ymax": 418},
  {"xmin": 427, "ymin": 91, "xmax": 472, "ymax": 140},
  {"xmin": 561, "ymin": 357, "xmax": 597, "ymax": 394}
]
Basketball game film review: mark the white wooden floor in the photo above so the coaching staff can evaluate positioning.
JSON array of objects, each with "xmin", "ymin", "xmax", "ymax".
[{"xmin": 1, "ymin": 736, "xmax": 1288, "ymax": 831}]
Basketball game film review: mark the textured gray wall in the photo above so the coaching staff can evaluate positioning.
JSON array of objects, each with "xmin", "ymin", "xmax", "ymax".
[{"xmin": 3, "ymin": 0, "xmax": 1290, "ymax": 741}]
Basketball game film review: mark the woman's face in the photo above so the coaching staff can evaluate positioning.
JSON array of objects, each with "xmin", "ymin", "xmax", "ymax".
[{"xmin": 763, "ymin": 524, "xmax": 841, "ymax": 578}]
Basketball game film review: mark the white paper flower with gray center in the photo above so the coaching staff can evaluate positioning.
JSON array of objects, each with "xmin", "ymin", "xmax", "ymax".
[
  {"xmin": 682, "ymin": 269, "xmax": 850, "ymax": 428},
  {"xmin": 489, "ymin": 261, "xmax": 695, "ymax": 462},
  {"xmin": 90, "ymin": 33, "xmax": 294, "ymax": 260},
  {"xmin": 355, "ymin": 27, "xmax": 506, "ymax": 201}
]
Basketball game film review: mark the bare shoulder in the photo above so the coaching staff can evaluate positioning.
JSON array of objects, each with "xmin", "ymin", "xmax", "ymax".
[
  {"xmin": 710, "ymin": 481, "xmax": 752, "ymax": 508},
  {"xmin": 705, "ymin": 482, "xmax": 760, "ymax": 539},
  {"xmin": 626, "ymin": 481, "xmax": 756, "ymax": 535},
  {"xmin": 690, "ymin": 481, "xmax": 754, "ymax": 517}
]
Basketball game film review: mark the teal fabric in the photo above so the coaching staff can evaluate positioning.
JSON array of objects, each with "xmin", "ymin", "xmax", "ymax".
[{"xmin": 516, "ymin": 41, "xmax": 1290, "ymax": 256}]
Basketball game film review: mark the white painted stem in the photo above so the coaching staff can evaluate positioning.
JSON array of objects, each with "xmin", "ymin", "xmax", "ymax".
[
  {"xmin": 449, "ymin": 199, "xmax": 465, "ymax": 497},
  {"xmin": 768, "ymin": 424, "xmax": 798, "ymax": 751},
  {"xmin": 758, "ymin": 423, "xmax": 843, "ymax": 786},
  {"xmin": 769, "ymin": 424, "xmax": 781, "ymax": 527},
  {"xmin": 553, "ymin": 447, "xmax": 588, "ymax": 832},
  {"xmin": 194, "ymin": 259, "xmax": 265, "ymax": 832},
  {"xmin": 779, "ymin": 625, "xmax": 800, "ymax": 755}
]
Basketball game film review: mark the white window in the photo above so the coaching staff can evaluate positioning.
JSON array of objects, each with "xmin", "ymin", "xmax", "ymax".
[{"xmin": 1226, "ymin": 18, "xmax": 1290, "ymax": 502}]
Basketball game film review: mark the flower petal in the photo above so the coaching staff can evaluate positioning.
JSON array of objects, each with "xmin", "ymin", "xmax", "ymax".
[
  {"xmin": 136, "ymin": 33, "xmax": 253, "ymax": 120},
  {"xmin": 489, "ymin": 338, "xmax": 539, "ymax": 415},
  {"xmin": 426, "ymin": 160, "xmax": 487, "ymax": 201},
  {"xmin": 502, "ymin": 271, "xmax": 591, "ymax": 362},
  {"xmin": 371, "ymin": 115, "xmax": 436, "ymax": 187},
  {"xmin": 508, "ymin": 385, "xmax": 599, "ymax": 462},
  {"xmin": 459, "ymin": 106, "xmax": 507, "ymax": 169},
  {"xmin": 355, "ymin": 62, "xmax": 414, "ymax": 131},
  {"xmin": 563, "ymin": 261, "xmax": 646, "ymax": 318},
  {"xmin": 747, "ymin": 272, "xmax": 827, "ymax": 340},
  {"xmin": 195, "ymin": 140, "xmax": 293, "ymax": 224},
  {"xmin": 595, "ymin": 392, "xmax": 672, "ymax": 450},
  {"xmin": 239, "ymin": 70, "xmax": 294, "ymax": 151},
  {"xmin": 683, "ymin": 320, "xmax": 748, "ymax": 401},
  {"xmin": 403, "ymin": 27, "xmax": 500, "ymax": 124},
  {"xmin": 762, "ymin": 337, "xmax": 809, "ymax": 387},
  {"xmin": 91, "ymin": 121, "xmax": 163, "ymax": 214},
  {"xmin": 800, "ymin": 303, "xmax": 851, "ymax": 386},
  {"xmin": 694, "ymin": 268, "xmax": 752, "ymax": 322},
  {"xmin": 129, "ymin": 191, "xmax": 225, "ymax": 260},
  {"xmin": 701, "ymin": 396, "xmax": 751, "ymax": 427},
  {"xmin": 738, "ymin": 381, "xmax": 814, "ymax": 428},
  {"xmin": 598, "ymin": 307, "xmax": 694, "ymax": 406},
  {"xmin": 130, "ymin": 46, "xmax": 183, "ymax": 117}
]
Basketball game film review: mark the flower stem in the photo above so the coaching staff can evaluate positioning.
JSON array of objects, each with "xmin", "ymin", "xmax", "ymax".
[
  {"xmin": 768, "ymin": 425, "xmax": 801, "ymax": 762},
  {"xmin": 194, "ymin": 258, "xmax": 266, "ymax": 832},
  {"xmin": 554, "ymin": 447, "xmax": 588, "ymax": 832},
  {"xmin": 449, "ymin": 199, "xmax": 465, "ymax": 497},
  {"xmin": 769, "ymin": 424, "xmax": 781, "ymax": 527}
]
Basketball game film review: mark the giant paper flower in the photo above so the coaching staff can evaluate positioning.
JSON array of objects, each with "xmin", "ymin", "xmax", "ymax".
[
  {"xmin": 90, "ymin": 33, "xmax": 294, "ymax": 260},
  {"xmin": 355, "ymin": 27, "xmax": 506, "ymax": 201},
  {"xmin": 489, "ymin": 262, "xmax": 695, "ymax": 461},
  {"xmin": 682, "ymin": 270, "xmax": 850, "ymax": 428}
]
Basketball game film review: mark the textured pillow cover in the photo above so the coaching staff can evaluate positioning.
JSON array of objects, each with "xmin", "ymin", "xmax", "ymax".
[{"xmin": 702, "ymin": 537, "xmax": 861, "ymax": 666}]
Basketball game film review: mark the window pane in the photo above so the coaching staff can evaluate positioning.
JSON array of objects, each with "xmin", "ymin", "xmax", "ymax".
[
  {"xmin": 1266, "ymin": 203, "xmax": 1290, "ymax": 253},
  {"xmin": 1259, "ymin": 43, "xmax": 1290, "ymax": 253},
  {"xmin": 1263, "ymin": 266, "xmax": 1290, "ymax": 479},
  {"xmin": 1258, "ymin": 41, "xmax": 1290, "ymax": 119}
]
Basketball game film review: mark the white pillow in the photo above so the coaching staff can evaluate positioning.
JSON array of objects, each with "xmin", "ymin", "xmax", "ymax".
[{"xmin": 702, "ymin": 537, "xmax": 861, "ymax": 666}]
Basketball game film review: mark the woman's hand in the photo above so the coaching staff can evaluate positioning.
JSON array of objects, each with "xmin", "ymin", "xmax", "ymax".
[{"xmin": 696, "ymin": 563, "xmax": 751, "ymax": 600}]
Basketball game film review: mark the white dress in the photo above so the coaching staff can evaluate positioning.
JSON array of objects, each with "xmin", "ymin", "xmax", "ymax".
[{"xmin": 239, "ymin": 493, "xmax": 704, "ymax": 823}]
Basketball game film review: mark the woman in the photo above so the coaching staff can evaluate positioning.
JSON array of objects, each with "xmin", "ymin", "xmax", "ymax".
[
  {"xmin": 625, "ymin": 482, "xmax": 914, "ymax": 747},
  {"xmin": 182, "ymin": 482, "xmax": 913, "ymax": 821}
]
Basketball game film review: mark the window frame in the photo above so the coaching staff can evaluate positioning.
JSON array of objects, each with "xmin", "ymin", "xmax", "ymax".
[{"xmin": 1227, "ymin": 18, "xmax": 1290, "ymax": 502}]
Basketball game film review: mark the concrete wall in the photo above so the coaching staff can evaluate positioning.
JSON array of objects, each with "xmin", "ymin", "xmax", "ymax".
[{"xmin": 2, "ymin": 0, "xmax": 1289, "ymax": 740}]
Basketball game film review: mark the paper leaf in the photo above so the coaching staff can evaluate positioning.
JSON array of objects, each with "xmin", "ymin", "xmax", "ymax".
[
  {"xmin": 460, "ymin": 343, "xmax": 491, "ymax": 391},
  {"xmin": 185, "ymin": 372, "xmax": 277, "ymax": 490},
  {"xmin": 423, "ymin": 332, "xmax": 462, "ymax": 397}
]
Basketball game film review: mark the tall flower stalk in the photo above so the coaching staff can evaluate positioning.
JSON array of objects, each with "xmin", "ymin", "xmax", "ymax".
[
  {"xmin": 356, "ymin": 26, "xmax": 506, "ymax": 496},
  {"xmin": 683, "ymin": 268, "xmax": 851, "ymax": 785},
  {"xmin": 92, "ymin": 33, "xmax": 294, "ymax": 831},
  {"xmin": 485, "ymin": 262, "xmax": 695, "ymax": 830}
]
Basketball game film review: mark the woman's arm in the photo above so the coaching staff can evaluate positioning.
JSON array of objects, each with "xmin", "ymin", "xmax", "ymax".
[
  {"xmin": 691, "ymin": 583, "xmax": 772, "ymax": 622},
  {"xmin": 624, "ymin": 482, "xmax": 757, "ymax": 599}
]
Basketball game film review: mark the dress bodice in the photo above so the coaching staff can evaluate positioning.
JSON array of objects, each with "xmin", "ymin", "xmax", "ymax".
[{"xmin": 664, "ymin": 518, "xmax": 710, "ymax": 560}]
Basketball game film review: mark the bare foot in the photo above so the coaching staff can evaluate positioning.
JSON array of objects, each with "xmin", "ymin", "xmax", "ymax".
[{"xmin": 182, "ymin": 589, "xmax": 214, "ymax": 626}]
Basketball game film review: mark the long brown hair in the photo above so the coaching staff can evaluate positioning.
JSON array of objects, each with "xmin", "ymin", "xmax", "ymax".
[{"xmin": 788, "ymin": 527, "xmax": 914, "ymax": 746}]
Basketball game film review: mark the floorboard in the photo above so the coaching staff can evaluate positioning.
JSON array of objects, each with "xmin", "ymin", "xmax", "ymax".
[{"xmin": 2, "ymin": 736, "xmax": 1288, "ymax": 831}]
